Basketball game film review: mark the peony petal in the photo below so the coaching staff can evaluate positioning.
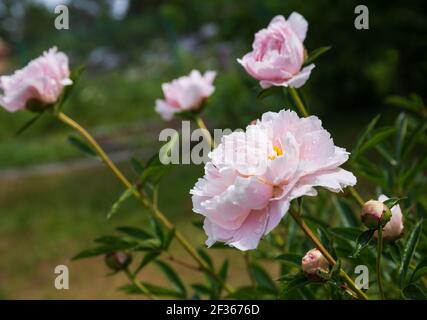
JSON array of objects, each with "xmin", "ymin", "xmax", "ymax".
[{"xmin": 287, "ymin": 12, "xmax": 309, "ymax": 42}]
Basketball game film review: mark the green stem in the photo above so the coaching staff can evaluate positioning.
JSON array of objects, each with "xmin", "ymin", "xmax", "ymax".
[
  {"xmin": 376, "ymin": 226, "xmax": 385, "ymax": 299},
  {"xmin": 282, "ymin": 92, "xmax": 369, "ymax": 299},
  {"xmin": 289, "ymin": 208, "xmax": 369, "ymax": 300},
  {"xmin": 124, "ymin": 269, "xmax": 157, "ymax": 300},
  {"xmin": 348, "ymin": 186, "xmax": 365, "ymax": 207},
  {"xmin": 194, "ymin": 115, "xmax": 216, "ymax": 148},
  {"xmin": 55, "ymin": 111, "xmax": 234, "ymax": 295},
  {"xmin": 288, "ymin": 87, "xmax": 309, "ymax": 117}
]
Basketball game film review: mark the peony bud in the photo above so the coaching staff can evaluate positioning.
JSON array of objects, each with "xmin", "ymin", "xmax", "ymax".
[
  {"xmin": 374, "ymin": 195, "xmax": 404, "ymax": 240},
  {"xmin": 301, "ymin": 248, "xmax": 329, "ymax": 279},
  {"xmin": 361, "ymin": 200, "xmax": 391, "ymax": 230},
  {"xmin": 105, "ymin": 252, "xmax": 132, "ymax": 271}
]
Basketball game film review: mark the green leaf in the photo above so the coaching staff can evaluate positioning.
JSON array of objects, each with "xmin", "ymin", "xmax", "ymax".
[
  {"xmin": 398, "ymin": 220, "xmax": 423, "ymax": 287},
  {"xmin": 385, "ymin": 94, "xmax": 424, "ymax": 113},
  {"xmin": 353, "ymin": 127, "xmax": 396, "ymax": 159},
  {"xmin": 317, "ymin": 227, "xmax": 336, "ymax": 259},
  {"xmin": 410, "ymin": 258, "xmax": 427, "ymax": 284},
  {"xmin": 304, "ymin": 46, "xmax": 331, "ymax": 65},
  {"xmin": 191, "ymin": 284, "xmax": 212, "ymax": 296},
  {"xmin": 15, "ymin": 112, "xmax": 44, "ymax": 136},
  {"xmin": 330, "ymin": 227, "xmax": 361, "ymax": 242},
  {"xmin": 56, "ymin": 64, "xmax": 85, "ymax": 110},
  {"xmin": 256, "ymin": 86, "xmax": 282, "ymax": 100},
  {"xmin": 115, "ymin": 226, "xmax": 153, "ymax": 240},
  {"xmin": 107, "ymin": 187, "xmax": 135, "ymax": 219},
  {"xmin": 382, "ymin": 197, "xmax": 405, "ymax": 210},
  {"xmin": 135, "ymin": 252, "xmax": 161, "ymax": 274},
  {"xmin": 219, "ymin": 259, "xmax": 229, "ymax": 281},
  {"xmin": 352, "ymin": 115, "xmax": 381, "ymax": 156},
  {"xmin": 154, "ymin": 260, "xmax": 187, "ymax": 298},
  {"xmin": 68, "ymin": 135, "xmax": 97, "ymax": 157},
  {"xmin": 350, "ymin": 230, "xmax": 375, "ymax": 258},
  {"xmin": 402, "ymin": 121, "xmax": 427, "ymax": 159},
  {"xmin": 395, "ymin": 113, "xmax": 408, "ymax": 161},
  {"xmin": 197, "ymin": 248, "xmax": 214, "ymax": 269},
  {"xmin": 163, "ymin": 228, "xmax": 175, "ymax": 249},
  {"xmin": 120, "ymin": 282, "xmax": 182, "ymax": 298},
  {"xmin": 402, "ymin": 150, "xmax": 427, "ymax": 188},
  {"xmin": 280, "ymin": 273, "xmax": 310, "ymax": 297},
  {"xmin": 72, "ymin": 246, "xmax": 114, "ymax": 260},
  {"xmin": 130, "ymin": 157, "xmax": 144, "ymax": 175},
  {"xmin": 402, "ymin": 284, "xmax": 427, "ymax": 299},
  {"xmin": 227, "ymin": 286, "xmax": 273, "ymax": 299},
  {"xmin": 388, "ymin": 242, "xmax": 402, "ymax": 265},
  {"xmin": 249, "ymin": 263, "xmax": 278, "ymax": 294},
  {"xmin": 138, "ymin": 154, "xmax": 171, "ymax": 189},
  {"xmin": 334, "ymin": 198, "xmax": 360, "ymax": 227},
  {"xmin": 150, "ymin": 218, "xmax": 164, "ymax": 244},
  {"xmin": 276, "ymin": 253, "xmax": 302, "ymax": 266}
]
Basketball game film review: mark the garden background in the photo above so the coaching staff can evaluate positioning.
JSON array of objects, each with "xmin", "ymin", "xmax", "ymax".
[{"xmin": 0, "ymin": 0, "xmax": 425, "ymax": 298}]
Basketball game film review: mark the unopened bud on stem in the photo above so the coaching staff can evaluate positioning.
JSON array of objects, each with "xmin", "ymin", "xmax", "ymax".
[
  {"xmin": 361, "ymin": 200, "xmax": 391, "ymax": 230},
  {"xmin": 301, "ymin": 248, "xmax": 329, "ymax": 280}
]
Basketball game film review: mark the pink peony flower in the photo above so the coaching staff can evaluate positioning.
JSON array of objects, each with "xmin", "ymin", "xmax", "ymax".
[
  {"xmin": 0, "ymin": 47, "xmax": 72, "ymax": 112},
  {"xmin": 374, "ymin": 195, "xmax": 404, "ymax": 240},
  {"xmin": 238, "ymin": 13, "xmax": 315, "ymax": 89},
  {"xmin": 155, "ymin": 70, "xmax": 216, "ymax": 120},
  {"xmin": 302, "ymin": 248, "xmax": 329, "ymax": 277},
  {"xmin": 191, "ymin": 109, "xmax": 356, "ymax": 250}
]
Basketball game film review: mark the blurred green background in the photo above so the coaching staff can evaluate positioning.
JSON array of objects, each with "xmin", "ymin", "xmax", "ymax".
[{"xmin": 0, "ymin": 0, "xmax": 425, "ymax": 298}]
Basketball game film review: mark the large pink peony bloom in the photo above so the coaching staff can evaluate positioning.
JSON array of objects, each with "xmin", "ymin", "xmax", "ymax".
[
  {"xmin": 155, "ymin": 70, "xmax": 216, "ymax": 120},
  {"xmin": 238, "ymin": 12, "xmax": 315, "ymax": 89},
  {"xmin": 374, "ymin": 195, "xmax": 404, "ymax": 240},
  {"xmin": 191, "ymin": 109, "xmax": 356, "ymax": 250},
  {"xmin": 0, "ymin": 47, "xmax": 72, "ymax": 112}
]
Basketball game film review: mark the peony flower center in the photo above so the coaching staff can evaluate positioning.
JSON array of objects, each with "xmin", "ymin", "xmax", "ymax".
[{"xmin": 268, "ymin": 145, "xmax": 283, "ymax": 160}]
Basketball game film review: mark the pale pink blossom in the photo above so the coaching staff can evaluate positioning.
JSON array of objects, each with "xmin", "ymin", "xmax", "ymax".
[
  {"xmin": 374, "ymin": 195, "xmax": 404, "ymax": 240},
  {"xmin": 0, "ymin": 47, "xmax": 72, "ymax": 112},
  {"xmin": 302, "ymin": 248, "xmax": 329, "ymax": 276},
  {"xmin": 155, "ymin": 70, "xmax": 216, "ymax": 120},
  {"xmin": 191, "ymin": 109, "xmax": 356, "ymax": 250},
  {"xmin": 238, "ymin": 12, "xmax": 315, "ymax": 89}
]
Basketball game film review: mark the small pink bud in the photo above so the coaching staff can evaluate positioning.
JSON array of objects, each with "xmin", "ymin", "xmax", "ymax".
[
  {"xmin": 361, "ymin": 200, "xmax": 391, "ymax": 230},
  {"xmin": 374, "ymin": 195, "xmax": 404, "ymax": 240},
  {"xmin": 105, "ymin": 252, "xmax": 132, "ymax": 271},
  {"xmin": 301, "ymin": 248, "xmax": 329, "ymax": 279}
]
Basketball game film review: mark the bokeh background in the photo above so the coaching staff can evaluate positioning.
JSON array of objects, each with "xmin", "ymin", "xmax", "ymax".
[{"xmin": 0, "ymin": 0, "xmax": 425, "ymax": 298}]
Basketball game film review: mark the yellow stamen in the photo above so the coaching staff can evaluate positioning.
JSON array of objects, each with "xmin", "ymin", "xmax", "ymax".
[{"xmin": 268, "ymin": 145, "xmax": 283, "ymax": 160}]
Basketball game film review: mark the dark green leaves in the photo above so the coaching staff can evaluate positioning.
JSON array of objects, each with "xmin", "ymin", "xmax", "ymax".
[
  {"xmin": 154, "ymin": 260, "xmax": 187, "ymax": 298},
  {"xmin": 249, "ymin": 263, "xmax": 278, "ymax": 294},
  {"xmin": 350, "ymin": 230, "xmax": 375, "ymax": 258},
  {"xmin": 68, "ymin": 135, "xmax": 97, "ymax": 157},
  {"xmin": 107, "ymin": 187, "xmax": 135, "ymax": 219},
  {"xmin": 304, "ymin": 46, "xmax": 331, "ymax": 66},
  {"xmin": 382, "ymin": 197, "xmax": 405, "ymax": 210},
  {"xmin": 256, "ymin": 86, "xmax": 282, "ymax": 100},
  {"xmin": 398, "ymin": 220, "xmax": 423, "ymax": 287},
  {"xmin": 15, "ymin": 112, "xmax": 45, "ymax": 136}
]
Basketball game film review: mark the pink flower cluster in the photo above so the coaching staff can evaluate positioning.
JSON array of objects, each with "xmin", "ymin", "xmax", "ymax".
[
  {"xmin": 191, "ymin": 110, "xmax": 356, "ymax": 250},
  {"xmin": 0, "ymin": 47, "xmax": 72, "ymax": 112}
]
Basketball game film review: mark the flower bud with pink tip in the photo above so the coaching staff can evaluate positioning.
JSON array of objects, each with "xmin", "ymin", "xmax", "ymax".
[
  {"xmin": 361, "ymin": 199, "xmax": 391, "ymax": 230},
  {"xmin": 301, "ymin": 248, "xmax": 329, "ymax": 279},
  {"xmin": 373, "ymin": 195, "xmax": 404, "ymax": 240}
]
